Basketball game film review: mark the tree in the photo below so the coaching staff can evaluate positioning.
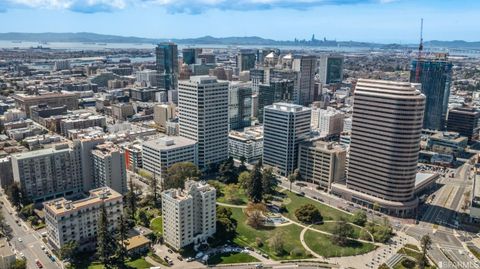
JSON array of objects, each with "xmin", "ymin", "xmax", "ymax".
[
  {"xmin": 0, "ymin": 210, "xmax": 12, "ymax": 238},
  {"xmin": 19, "ymin": 203, "xmax": 34, "ymax": 218},
  {"xmin": 247, "ymin": 162, "xmax": 263, "ymax": 203},
  {"xmin": 5, "ymin": 183, "xmax": 22, "ymax": 208},
  {"xmin": 268, "ymin": 232, "xmax": 285, "ymax": 255},
  {"xmin": 332, "ymin": 219, "xmax": 353, "ymax": 246},
  {"xmin": 238, "ymin": 171, "xmax": 251, "ymax": 190},
  {"xmin": 352, "ymin": 210, "xmax": 367, "ymax": 226},
  {"xmin": 137, "ymin": 209, "xmax": 150, "ymax": 228},
  {"xmin": 96, "ymin": 204, "xmax": 118, "ymax": 269},
  {"xmin": 59, "ymin": 241, "xmax": 78, "ymax": 261},
  {"xmin": 419, "ymin": 235, "xmax": 432, "ymax": 269},
  {"xmin": 294, "ymin": 204, "xmax": 322, "ymax": 224},
  {"xmin": 288, "ymin": 169, "xmax": 301, "ymax": 191},
  {"xmin": 215, "ymin": 207, "xmax": 236, "ymax": 243},
  {"xmin": 261, "ymin": 168, "xmax": 277, "ymax": 195},
  {"xmin": 246, "ymin": 210, "xmax": 264, "ymax": 229},
  {"xmin": 219, "ymin": 157, "xmax": 237, "ymax": 184},
  {"xmin": 116, "ymin": 215, "xmax": 128, "ymax": 266},
  {"xmin": 11, "ymin": 259, "xmax": 26, "ymax": 269},
  {"xmin": 125, "ymin": 179, "xmax": 137, "ymax": 222},
  {"xmin": 163, "ymin": 162, "xmax": 201, "ymax": 190},
  {"xmin": 238, "ymin": 156, "xmax": 248, "ymax": 173},
  {"xmin": 223, "ymin": 184, "xmax": 242, "ymax": 204},
  {"xmin": 149, "ymin": 171, "xmax": 160, "ymax": 207}
]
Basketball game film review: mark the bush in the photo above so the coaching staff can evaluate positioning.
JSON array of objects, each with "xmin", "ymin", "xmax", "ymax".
[
  {"xmin": 256, "ymin": 237, "xmax": 263, "ymax": 247},
  {"xmin": 294, "ymin": 204, "xmax": 322, "ymax": 224},
  {"xmin": 401, "ymin": 258, "xmax": 416, "ymax": 269},
  {"xmin": 290, "ymin": 247, "xmax": 304, "ymax": 257}
]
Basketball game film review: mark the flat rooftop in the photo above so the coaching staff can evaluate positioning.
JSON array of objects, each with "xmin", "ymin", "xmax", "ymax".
[
  {"xmin": 44, "ymin": 187, "xmax": 122, "ymax": 216},
  {"xmin": 143, "ymin": 136, "xmax": 196, "ymax": 151}
]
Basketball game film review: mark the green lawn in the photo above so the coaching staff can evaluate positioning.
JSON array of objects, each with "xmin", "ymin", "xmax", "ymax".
[
  {"xmin": 303, "ymin": 230, "xmax": 376, "ymax": 258},
  {"xmin": 312, "ymin": 222, "xmax": 362, "ymax": 239},
  {"xmin": 150, "ymin": 216, "xmax": 163, "ymax": 234},
  {"xmin": 282, "ymin": 191, "xmax": 352, "ymax": 222},
  {"xmin": 213, "ymin": 181, "xmax": 249, "ymax": 205},
  {"xmin": 230, "ymin": 207, "xmax": 310, "ymax": 260},
  {"xmin": 85, "ymin": 258, "xmax": 152, "ymax": 269},
  {"xmin": 208, "ymin": 252, "xmax": 260, "ymax": 265}
]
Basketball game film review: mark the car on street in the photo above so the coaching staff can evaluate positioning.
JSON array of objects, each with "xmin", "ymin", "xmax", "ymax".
[
  {"xmin": 17, "ymin": 238, "xmax": 22, "ymax": 242},
  {"xmin": 35, "ymin": 259, "xmax": 43, "ymax": 268}
]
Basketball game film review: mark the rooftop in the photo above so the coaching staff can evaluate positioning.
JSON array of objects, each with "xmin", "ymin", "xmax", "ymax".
[
  {"xmin": 143, "ymin": 136, "xmax": 196, "ymax": 151},
  {"xmin": 122, "ymin": 235, "xmax": 151, "ymax": 251},
  {"xmin": 43, "ymin": 187, "xmax": 122, "ymax": 215},
  {"xmin": 267, "ymin": 102, "xmax": 310, "ymax": 113}
]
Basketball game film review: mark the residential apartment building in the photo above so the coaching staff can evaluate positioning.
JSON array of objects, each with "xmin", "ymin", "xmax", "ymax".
[
  {"xmin": 92, "ymin": 143, "xmax": 127, "ymax": 194},
  {"xmin": 228, "ymin": 126, "xmax": 263, "ymax": 163},
  {"xmin": 43, "ymin": 187, "xmax": 123, "ymax": 251},
  {"xmin": 60, "ymin": 115, "xmax": 107, "ymax": 137},
  {"xmin": 162, "ymin": 181, "xmax": 216, "ymax": 250},
  {"xmin": 11, "ymin": 143, "xmax": 83, "ymax": 203},
  {"xmin": 311, "ymin": 107, "xmax": 345, "ymax": 138},
  {"xmin": 153, "ymin": 103, "xmax": 176, "ymax": 132}
]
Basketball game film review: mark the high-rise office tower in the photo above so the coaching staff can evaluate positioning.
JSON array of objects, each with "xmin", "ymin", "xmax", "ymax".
[
  {"xmin": 156, "ymin": 42, "xmax": 179, "ymax": 90},
  {"xmin": 317, "ymin": 54, "xmax": 344, "ymax": 85},
  {"xmin": 293, "ymin": 55, "xmax": 316, "ymax": 106},
  {"xmin": 237, "ymin": 49, "xmax": 256, "ymax": 71},
  {"xmin": 447, "ymin": 106, "xmax": 480, "ymax": 141},
  {"xmin": 182, "ymin": 48, "xmax": 202, "ymax": 65},
  {"xmin": 410, "ymin": 57, "xmax": 453, "ymax": 130},
  {"xmin": 258, "ymin": 79, "xmax": 294, "ymax": 122},
  {"xmin": 263, "ymin": 103, "xmax": 311, "ymax": 176},
  {"xmin": 346, "ymin": 79, "xmax": 425, "ymax": 216},
  {"xmin": 228, "ymin": 82, "xmax": 252, "ymax": 130},
  {"xmin": 178, "ymin": 76, "xmax": 229, "ymax": 168}
]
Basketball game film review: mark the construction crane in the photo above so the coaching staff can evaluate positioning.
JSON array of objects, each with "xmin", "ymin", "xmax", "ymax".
[{"xmin": 414, "ymin": 18, "xmax": 424, "ymax": 83}]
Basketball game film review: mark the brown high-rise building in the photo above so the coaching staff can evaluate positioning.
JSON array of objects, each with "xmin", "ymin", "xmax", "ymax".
[{"xmin": 337, "ymin": 79, "xmax": 425, "ymax": 217}]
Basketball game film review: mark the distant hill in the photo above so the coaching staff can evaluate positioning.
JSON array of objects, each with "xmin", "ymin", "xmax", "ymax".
[{"xmin": 0, "ymin": 32, "xmax": 479, "ymax": 49}]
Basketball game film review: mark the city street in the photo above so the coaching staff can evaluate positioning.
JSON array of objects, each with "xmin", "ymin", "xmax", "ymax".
[
  {"xmin": 406, "ymin": 157, "xmax": 480, "ymax": 268},
  {"xmin": 0, "ymin": 194, "xmax": 62, "ymax": 269}
]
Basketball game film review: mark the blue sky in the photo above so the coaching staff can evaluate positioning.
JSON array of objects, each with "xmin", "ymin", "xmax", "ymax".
[{"xmin": 0, "ymin": 0, "xmax": 478, "ymax": 43}]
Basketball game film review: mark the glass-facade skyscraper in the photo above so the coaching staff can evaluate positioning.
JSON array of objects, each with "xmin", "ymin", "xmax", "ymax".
[
  {"xmin": 410, "ymin": 59, "xmax": 453, "ymax": 130},
  {"xmin": 156, "ymin": 43, "xmax": 179, "ymax": 91}
]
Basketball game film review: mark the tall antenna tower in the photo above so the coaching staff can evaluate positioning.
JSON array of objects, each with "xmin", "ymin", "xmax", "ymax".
[{"xmin": 414, "ymin": 18, "xmax": 424, "ymax": 83}]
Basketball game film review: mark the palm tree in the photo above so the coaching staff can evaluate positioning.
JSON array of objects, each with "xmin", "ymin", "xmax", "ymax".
[{"xmin": 420, "ymin": 234, "xmax": 432, "ymax": 269}]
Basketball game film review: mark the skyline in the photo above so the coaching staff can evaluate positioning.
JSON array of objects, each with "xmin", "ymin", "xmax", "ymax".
[{"xmin": 0, "ymin": 0, "xmax": 478, "ymax": 43}]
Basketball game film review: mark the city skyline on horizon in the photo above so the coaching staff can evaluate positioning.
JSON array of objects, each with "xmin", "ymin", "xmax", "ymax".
[{"xmin": 0, "ymin": 0, "xmax": 479, "ymax": 43}]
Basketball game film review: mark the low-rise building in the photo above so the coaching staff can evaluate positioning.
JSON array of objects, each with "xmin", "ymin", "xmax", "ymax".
[
  {"xmin": 142, "ymin": 136, "xmax": 197, "ymax": 180},
  {"xmin": 298, "ymin": 140, "xmax": 346, "ymax": 191},
  {"xmin": 162, "ymin": 181, "xmax": 216, "ymax": 250},
  {"xmin": 427, "ymin": 132, "xmax": 468, "ymax": 156},
  {"xmin": 228, "ymin": 126, "xmax": 263, "ymax": 163},
  {"xmin": 0, "ymin": 238, "xmax": 15, "ymax": 269},
  {"xmin": 60, "ymin": 114, "xmax": 107, "ymax": 137},
  {"xmin": 470, "ymin": 175, "xmax": 480, "ymax": 220},
  {"xmin": 43, "ymin": 187, "xmax": 123, "ymax": 251}
]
